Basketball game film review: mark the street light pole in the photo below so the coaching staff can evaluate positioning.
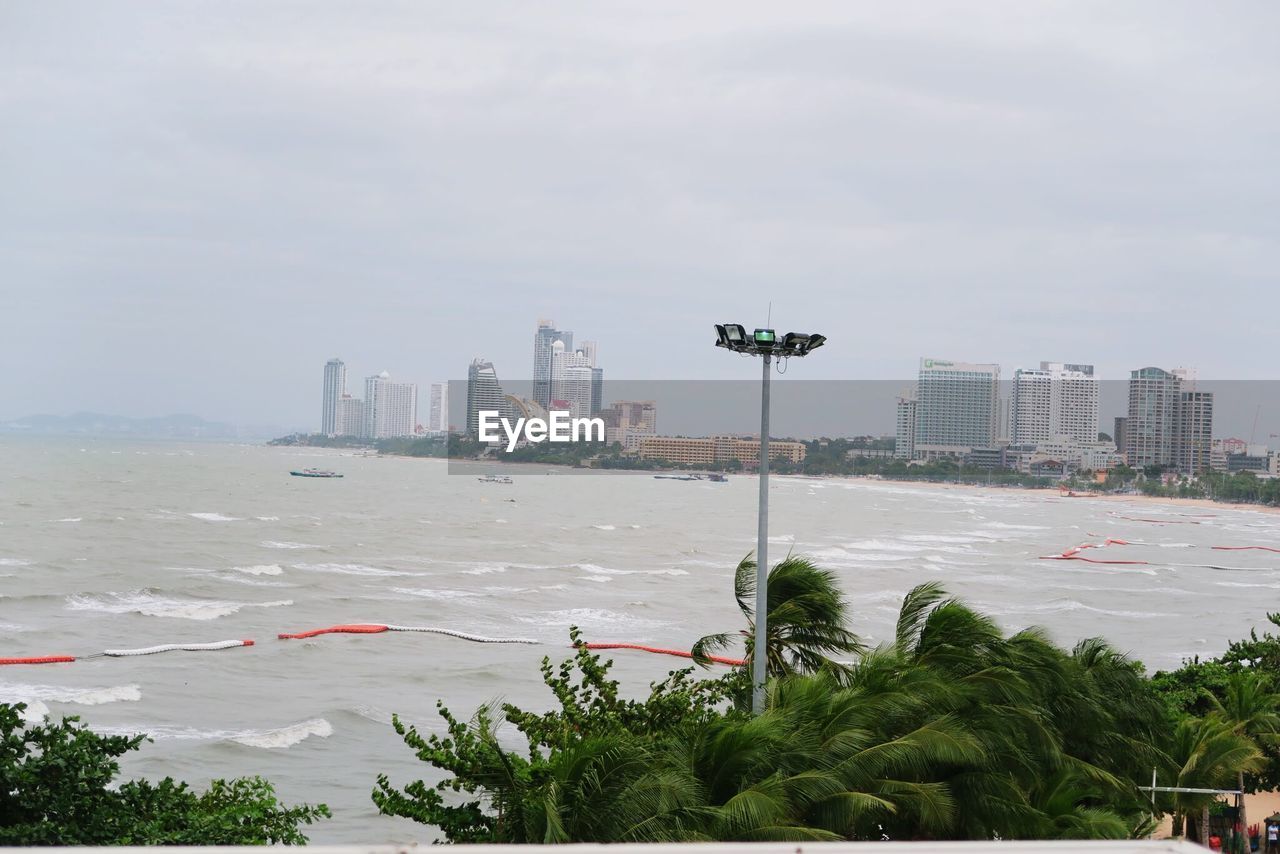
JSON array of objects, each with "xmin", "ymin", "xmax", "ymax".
[
  {"xmin": 753, "ymin": 352, "xmax": 771, "ymax": 714},
  {"xmin": 713, "ymin": 324, "xmax": 825, "ymax": 716}
]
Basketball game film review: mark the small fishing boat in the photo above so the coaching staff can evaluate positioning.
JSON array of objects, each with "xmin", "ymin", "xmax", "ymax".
[{"xmin": 290, "ymin": 468, "xmax": 343, "ymax": 478}]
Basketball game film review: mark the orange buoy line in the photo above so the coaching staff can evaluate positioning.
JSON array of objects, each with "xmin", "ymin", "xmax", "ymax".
[
  {"xmin": 580, "ymin": 642, "xmax": 745, "ymax": 667},
  {"xmin": 1212, "ymin": 545, "xmax": 1280, "ymax": 553},
  {"xmin": 276, "ymin": 624, "xmax": 539, "ymax": 644},
  {"xmin": 0, "ymin": 655, "xmax": 77, "ymax": 666},
  {"xmin": 1039, "ymin": 555, "xmax": 1151, "ymax": 565},
  {"xmin": 277, "ymin": 624, "xmax": 389, "ymax": 640}
]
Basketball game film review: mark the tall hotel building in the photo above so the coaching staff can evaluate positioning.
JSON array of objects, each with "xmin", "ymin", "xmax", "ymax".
[
  {"xmin": 427, "ymin": 382, "xmax": 449, "ymax": 434},
  {"xmin": 532, "ymin": 320, "xmax": 573, "ymax": 410},
  {"xmin": 363, "ymin": 372, "xmax": 418, "ymax": 439},
  {"xmin": 894, "ymin": 390, "xmax": 917, "ymax": 459},
  {"xmin": 912, "ymin": 358, "xmax": 1000, "ymax": 459},
  {"xmin": 1125, "ymin": 367, "xmax": 1213, "ymax": 474},
  {"xmin": 321, "ymin": 358, "xmax": 346, "ymax": 436},
  {"xmin": 1009, "ymin": 362, "xmax": 1099, "ymax": 446},
  {"xmin": 466, "ymin": 359, "xmax": 508, "ymax": 438}
]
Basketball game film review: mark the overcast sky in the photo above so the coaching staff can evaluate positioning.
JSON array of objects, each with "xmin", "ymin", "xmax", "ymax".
[{"xmin": 2, "ymin": 2, "xmax": 1277, "ymax": 429}]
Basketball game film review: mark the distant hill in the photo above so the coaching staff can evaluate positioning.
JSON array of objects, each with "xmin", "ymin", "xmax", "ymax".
[{"xmin": 0, "ymin": 412, "xmax": 245, "ymax": 439}]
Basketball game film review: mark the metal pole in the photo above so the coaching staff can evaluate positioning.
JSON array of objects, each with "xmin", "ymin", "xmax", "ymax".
[{"xmin": 753, "ymin": 352, "xmax": 771, "ymax": 715}]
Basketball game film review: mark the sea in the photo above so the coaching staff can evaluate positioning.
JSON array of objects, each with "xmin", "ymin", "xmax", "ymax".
[{"xmin": 3, "ymin": 436, "xmax": 1280, "ymax": 843}]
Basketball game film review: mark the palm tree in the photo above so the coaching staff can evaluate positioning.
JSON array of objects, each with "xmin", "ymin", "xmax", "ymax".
[
  {"xmin": 692, "ymin": 554, "xmax": 864, "ymax": 678},
  {"xmin": 1211, "ymin": 671, "xmax": 1280, "ymax": 838},
  {"xmin": 1167, "ymin": 714, "xmax": 1263, "ymax": 843}
]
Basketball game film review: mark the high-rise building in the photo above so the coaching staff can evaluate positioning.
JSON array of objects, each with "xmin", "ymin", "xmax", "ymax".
[
  {"xmin": 1113, "ymin": 417, "xmax": 1128, "ymax": 454},
  {"xmin": 1174, "ymin": 390, "xmax": 1214, "ymax": 475},
  {"xmin": 912, "ymin": 358, "xmax": 1000, "ymax": 458},
  {"xmin": 1124, "ymin": 367, "xmax": 1214, "ymax": 473},
  {"xmin": 338, "ymin": 395, "xmax": 364, "ymax": 437},
  {"xmin": 1125, "ymin": 367, "xmax": 1179, "ymax": 468},
  {"xmin": 550, "ymin": 341, "xmax": 597, "ymax": 418},
  {"xmin": 894, "ymin": 389, "xmax": 917, "ymax": 460},
  {"xmin": 427, "ymin": 382, "xmax": 449, "ymax": 433},
  {"xmin": 1010, "ymin": 362, "xmax": 1098, "ymax": 447},
  {"xmin": 363, "ymin": 372, "xmax": 418, "ymax": 438},
  {"xmin": 532, "ymin": 320, "xmax": 573, "ymax": 410},
  {"xmin": 467, "ymin": 359, "xmax": 507, "ymax": 438},
  {"xmin": 321, "ymin": 358, "xmax": 346, "ymax": 436}
]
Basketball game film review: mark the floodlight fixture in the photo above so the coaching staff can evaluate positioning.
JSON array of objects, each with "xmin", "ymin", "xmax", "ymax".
[{"xmin": 710, "ymin": 320, "xmax": 827, "ymax": 716}]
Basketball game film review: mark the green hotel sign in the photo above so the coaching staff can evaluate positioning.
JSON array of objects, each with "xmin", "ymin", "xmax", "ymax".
[{"xmin": 923, "ymin": 359, "xmax": 954, "ymax": 369}]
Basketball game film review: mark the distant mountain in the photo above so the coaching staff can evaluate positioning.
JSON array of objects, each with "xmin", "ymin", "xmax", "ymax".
[{"xmin": 0, "ymin": 412, "xmax": 244, "ymax": 439}]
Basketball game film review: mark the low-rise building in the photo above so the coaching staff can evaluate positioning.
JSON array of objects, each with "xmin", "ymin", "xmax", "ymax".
[{"xmin": 637, "ymin": 435, "xmax": 806, "ymax": 467}]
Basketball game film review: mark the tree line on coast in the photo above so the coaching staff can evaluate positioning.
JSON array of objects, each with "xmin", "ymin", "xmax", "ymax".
[{"xmin": 11, "ymin": 555, "xmax": 1278, "ymax": 846}]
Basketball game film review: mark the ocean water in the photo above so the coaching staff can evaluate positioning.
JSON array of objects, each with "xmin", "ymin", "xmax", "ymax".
[{"xmin": 3, "ymin": 437, "xmax": 1280, "ymax": 842}]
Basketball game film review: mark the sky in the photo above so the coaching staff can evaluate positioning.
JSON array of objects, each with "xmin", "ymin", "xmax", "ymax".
[{"xmin": 2, "ymin": 1, "xmax": 1277, "ymax": 431}]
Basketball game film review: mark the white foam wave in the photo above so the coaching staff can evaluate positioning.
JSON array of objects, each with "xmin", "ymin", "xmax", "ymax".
[
  {"xmin": 519, "ymin": 608, "xmax": 664, "ymax": 630},
  {"xmin": 462, "ymin": 564, "xmax": 506, "ymax": 575},
  {"xmin": 0, "ymin": 558, "xmax": 31, "ymax": 566},
  {"xmin": 840, "ymin": 539, "xmax": 972, "ymax": 554},
  {"xmin": 981, "ymin": 521, "xmax": 1049, "ymax": 531},
  {"xmin": 292, "ymin": 563, "xmax": 415, "ymax": 577},
  {"xmin": 389, "ymin": 587, "xmax": 481, "ymax": 600},
  {"xmin": 98, "ymin": 717, "xmax": 332, "ymax": 749},
  {"xmin": 260, "ymin": 541, "xmax": 320, "ymax": 550},
  {"xmin": 189, "ymin": 512, "xmax": 241, "ymax": 522},
  {"xmin": 255, "ymin": 516, "xmax": 280, "ymax": 521},
  {"xmin": 0, "ymin": 621, "xmax": 26, "ymax": 632},
  {"xmin": 982, "ymin": 599, "xmax": 1173, "ymax": 619},
  {"xmin": 592, "ymin": 524, "xmax": 616, "ymax": 531},
  {"xmin": 65, "ymin": 591, "xmax": 293, "ymax": 620},
  {"xmin": 580, "ymin": 575, "xmax": 613, "ymax": 583},
  {"xmin": 54, "ymin": 517, "xmax": 82, "ymax": 523},
  {"xmin": 2, "ymin": 682, "xmax": 142, "ymax": 707},
  {"xmin": 233, "ymin": 564, "xmax": 283, "ymax": 576}
]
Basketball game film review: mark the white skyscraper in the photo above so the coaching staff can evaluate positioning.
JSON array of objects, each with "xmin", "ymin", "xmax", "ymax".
[
  {"xmin": 338, "ymin": 395, "xmax": 364, "ymax": 437},
  {"xmin": 428, "ymin": 382, "xmax": 449, "ymax": 434},
  {"xmin": 550, "ymin": 341, "xmax": 596, "ymax": 418},
  {"xmin": 913, "ymin": 358, "xmax": 1000, "ymax": 458},
  {"xmin": 1010, "ymin": 362, "xmax": 1099, "ymax": 447},
  {"xmin": 321, "ymin": 358, "xmax": 346, "ymax": 436},
  {"xmin": 363, "ymin": 372, "xmax": 418, "ymax": 438}
]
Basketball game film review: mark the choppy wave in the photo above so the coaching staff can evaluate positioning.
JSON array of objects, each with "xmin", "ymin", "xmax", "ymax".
[
  {"xmin": 0, "ymin": 558, "xmax": 32, "ymax": 566},
  {"xmin": 591, "ymin": 524, "xmax": 616, "ymax": 531},
  {"xmin": 292, "ymin": 563, "xmax": 416, "ymax": 577},
  {"xmin": 260, "ymin": 541, "xmax": 320, "ymax": 550},
  {"xmin": 98, "ymin": 718, "xmax": 332, "ymax": 749},
  {"xmin": 232, "ymin": 564, "xmax": 283, "ymax": 576},
  {"xmin": 189, "ymin": 512, "xmax": 241, "ymax": 522},
  {"xmin": 518, "ymin": 607, "xmax": 664, "ymax": 631},
  {"xmin": 573, "ymin": 563, "xmax": 689, "ymax": 577},
  {"xmin": 981, "ymin": 599, "xmax": 1174, "ymax": 619},
  {"xmin": 389, "ymin": 587, "xmax": 482, "ymax": 600},
  {"xmin": 255, "ymin": 516, "xmax": 281, "ymax": 521},
  {"xmin": 65, "ymin": 590, "xmax": 293, "ymax": 620},
  {"xmin": 3, "ymin": 681, "xmax": 142, "ymax": 722}
]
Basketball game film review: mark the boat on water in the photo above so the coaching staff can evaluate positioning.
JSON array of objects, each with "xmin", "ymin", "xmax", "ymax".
[
  {"xmin": 479, "ymin": 474, "xmax": 514, "ymax": 484},
  {"xmin": 290, "ymin": 468, "xmax": 344, "ymax": 478}
]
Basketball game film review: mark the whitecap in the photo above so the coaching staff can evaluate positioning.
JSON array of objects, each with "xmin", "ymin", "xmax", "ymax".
[
  {"xmin": 189, "ymin": 512, "xmax": 241, "ymax": 522},
  {"xmin": 65, "ymin": 591, "xmax": 292, "ymax": 620},
  {"xmin": 232, "ymin": 564, "xmax": 283, "ymax": 576},
  {"xmin": 0, "ymin": 558, "xmax": 31, "ymax": 566},
  {"xmin": 98, "ymin": 717, "xmax": 332, "ymax": 749},
  {"xmin": 260, "ymin": 541, "xmax": 320, "ymax": 550},
  {"xmin": 580, "ymin": 575, "xmax": 613, "ymax": 583},
  {"xmin": 462, "ymin": 564, "xmax": 507, "ymax": 575},
  {"xmin": 2, "ymin": 682, "xmax": 142, "ymax": 707},
  {"xmin": 389, "ymin": 587, "xmax": 481, "ymax": 600},
  {"xmin": 292, "ymin": 563, "xmax": 416, "ymax": 577},
  {"xmin": 54, "ymin": 518, "xmax": 82, "ymax": 523},
  {"xmin": 592, "ymin": 524, "xmax": 616, "ymax": 531},
  {"xmin": 255, "ymin": 516, "xmax": 281, "ymax": 521}
]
